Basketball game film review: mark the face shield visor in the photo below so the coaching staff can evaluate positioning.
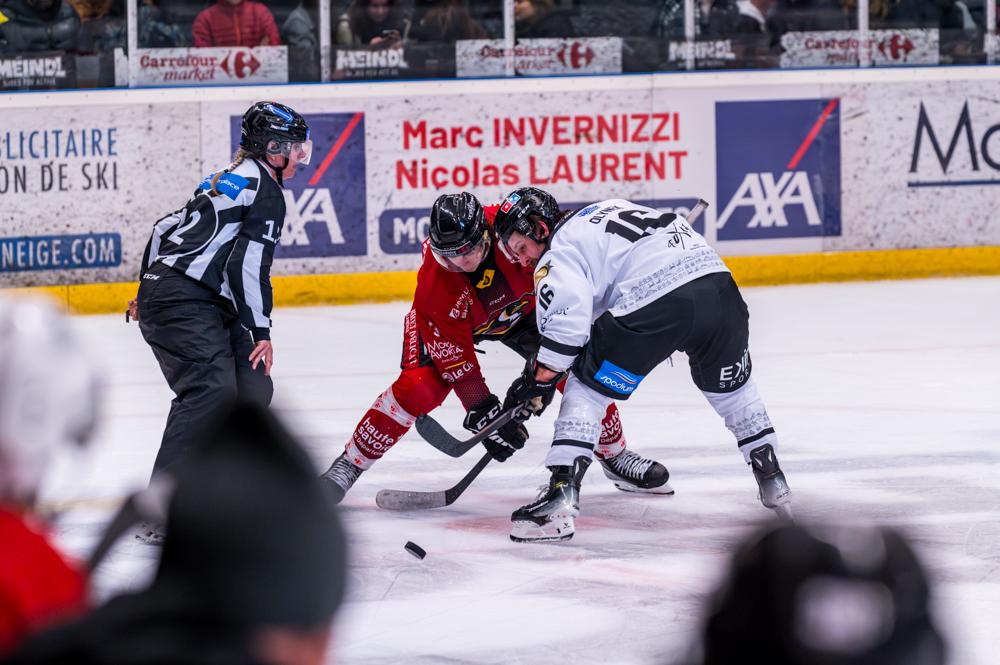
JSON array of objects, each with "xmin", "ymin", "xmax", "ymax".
[
  {"xmin": 430, "ymin": 229, "xmax": 490, "ymax": 272},
  {"xmin": 266, "ymin": 137, "xmax": 313, "ymax": 166},
  {"xmin": 497, "ymin": 213, "xmax": 547, "ymax": 265}
]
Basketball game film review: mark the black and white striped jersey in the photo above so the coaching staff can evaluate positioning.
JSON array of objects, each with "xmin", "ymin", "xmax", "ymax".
[{"xmin": 140, "ymin": 158, "xmax": 286, "ymax": 342}]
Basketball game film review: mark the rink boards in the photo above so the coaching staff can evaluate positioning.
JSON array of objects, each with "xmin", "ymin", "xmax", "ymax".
[{"xmin": 1, "ymin": 67, "xmax": 999, "ymax": 310}]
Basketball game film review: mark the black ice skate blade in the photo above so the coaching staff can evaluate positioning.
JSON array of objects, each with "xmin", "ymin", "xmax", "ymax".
[
  {"xmin": 510, "ymin": 532, "xmax": 575, "ymax": 543},
  {"xmin": 610, "ymin": 481, "xmax": 676, "ymax": 495}
]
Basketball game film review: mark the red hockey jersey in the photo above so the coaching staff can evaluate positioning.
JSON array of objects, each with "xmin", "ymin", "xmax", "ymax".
[{"xmin": 405, "ymin": 205, "xmax": 536, "ymax": 410}]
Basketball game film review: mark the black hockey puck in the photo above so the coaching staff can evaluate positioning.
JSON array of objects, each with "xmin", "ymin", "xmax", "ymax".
[{"xmin": 404, "ymin": 541, "xmax": 426, "ymax": 560}]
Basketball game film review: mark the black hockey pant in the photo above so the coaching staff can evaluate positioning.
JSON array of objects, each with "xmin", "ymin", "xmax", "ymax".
[
  {"xmin": 137, "ymin": 263, "xmax": 272, "ymax": 479},
  {"xmin": 573, "ymin": 271, "xmax": 752, "ymax": 399}
]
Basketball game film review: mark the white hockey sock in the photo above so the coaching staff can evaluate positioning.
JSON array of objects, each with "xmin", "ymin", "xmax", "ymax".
[
  {"xmin": 545, "ymin": 374, "xmax": 610, "ymax": 467},
  {"xmin": 701, "ymin": 377, "xmax": 778, "ymax": 463}
]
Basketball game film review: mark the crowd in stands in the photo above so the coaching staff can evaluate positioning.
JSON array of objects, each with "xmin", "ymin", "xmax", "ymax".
[{"xmin": 0, "ymin": 0, "xmax": 991, "ymax": 72}]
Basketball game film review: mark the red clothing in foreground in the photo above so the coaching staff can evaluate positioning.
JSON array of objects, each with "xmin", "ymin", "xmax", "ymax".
[
  {"xmin": 192, "ymin": 0, "xmax": 281, "ymax": 48},
  {"xmin": 0, "ymin": 506, "xmax": 87, "ymax": 656}
]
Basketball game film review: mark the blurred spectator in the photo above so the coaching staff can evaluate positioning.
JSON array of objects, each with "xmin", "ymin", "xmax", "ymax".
[
  {"xmin": 706, "ymin": 0, "xmax": 776, "ymax": 35},
  {"xmin": 678, "ymin": 522, "xmax": 946, "ymax": 665},
  {"xmin": 335, "ymin": 0, "xmax": 411, "ymax": 47},
  {"xmin": 654, "ymin": 0, "xmax": 710, "ymax": 38},
  {"xmin": 767, "ymin": 0, "xmax": 848, "ymax": 36},
  {"xmin": 514, "ymin": 0, "xmax": 573, "ymax": 38},
  {"xmin": 282, "ymin": 0, "xmax": 317, "ymax": 49},
  {"xmin": 70, "ymin": 0, "xmax": 124, "ymax": 53},
  {"xmin": 192, "ymin": 0, "xmax": 281, "ymax": 48},
  {"xmin": 7, "ymin": 403, "xmax": 348, "ymax": 665},
  {"xmin": 0, "ymin": 297, "xmax": 99, "ymax": 657},
  {"xmin": 410, "ymin": 0, "xmax": 487, "ymax": 42},
  {"xmin": 843, "ymin": 0, "xmax": 967, "ymax": 29},
  {"xmin": 138, "ymin": 0, "xmax": 187, "ymax": 47},
  {"xmin": 0, "ymin": 0, "xmax": 80, "ymax": 54}
]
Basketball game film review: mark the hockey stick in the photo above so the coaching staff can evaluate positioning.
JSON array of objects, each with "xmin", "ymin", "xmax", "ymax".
[
  {"xmin": 87, "ymin": 475, "xmax": 174, "ymax": 571},
  {"xmin": 414, "ymin": 404, "xmax": 524, "ymax": 458},
  {"xmin": 375, "ymin": 451, "xmax": 493, "ymax": 510},
  {"xmin": 687, "ymin": 198, "xmax": 709, "ymax": 223}
]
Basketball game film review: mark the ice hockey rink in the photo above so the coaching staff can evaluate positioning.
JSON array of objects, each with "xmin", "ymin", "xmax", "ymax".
[{"xmin": 41, "ymin": 275, "xmax": 1000, "ymax": 665}]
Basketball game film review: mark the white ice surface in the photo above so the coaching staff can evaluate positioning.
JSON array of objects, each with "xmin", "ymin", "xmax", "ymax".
[{"xmin": 40, "ymin": 276, "xmax": 1000, "ymax": 665}]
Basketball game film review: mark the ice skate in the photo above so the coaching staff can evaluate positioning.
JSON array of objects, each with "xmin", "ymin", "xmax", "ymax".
[
  {"xmin": 748, "ymin": 444, "xmax": 793, "ymax": 521},
  {"xmin": 321, "ymin": 453, "xmax": 364, "ymax": 505},
  {"xmin": 600, "ymin": 448, "xmax": 674, "ymax": 495},
  {"xmin": 135, "ymin": 520, "xmax": 166, "ymax": 546},
  {"xmin": 511, "ymin": 457, "xmax": 590, "ymax": 543}
]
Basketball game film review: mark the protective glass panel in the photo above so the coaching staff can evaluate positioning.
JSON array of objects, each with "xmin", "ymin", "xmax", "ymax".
[{"xmin": 0, "ymin": 0, "xmax": 123, "ymax": 89}]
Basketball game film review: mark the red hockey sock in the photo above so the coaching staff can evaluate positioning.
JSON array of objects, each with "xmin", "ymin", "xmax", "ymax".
[
  {"xmin": 595, "ymin": 403, "xmax": 627, "ymax": 460},
  {"xmin": 344, "ymin": 388, "xmax": 416, "ymax": 469}
]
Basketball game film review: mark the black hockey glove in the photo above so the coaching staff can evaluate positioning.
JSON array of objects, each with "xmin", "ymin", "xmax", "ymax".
[
  {"xmin": 464, "ymin": 394, "xmax": 528, "ymax": 462},
  {"xmin": 503, "ymin": 354, "xmax": 562, "ymax": 419}
]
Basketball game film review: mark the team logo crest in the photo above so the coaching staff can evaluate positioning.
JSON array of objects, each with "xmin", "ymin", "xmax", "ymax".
[
  {"xmin": 476, "ymin": 269, "xmax": 494, "ymax": 289},
  {"xmin": 533, "ymin": 260, "xmax": 551, "ymax": 289},
  {"xmin": 473, "ymin": 295, "xmax": 532, "ymax": 337}
]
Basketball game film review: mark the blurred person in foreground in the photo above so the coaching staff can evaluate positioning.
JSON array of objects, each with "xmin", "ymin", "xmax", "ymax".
[
  {"xmin": 192, "ymin": 0, "xmax": 281, "ymax": 47},
  {"xmin": 7, "ymin": 402, "xmax": 348, "ymax": 665},
  {"xmin": 0, "ymin": 0, "xmax": 80, "ymax": 54},
  {"xmin": 679, "ymin": 522, "xmax": 946, "ymax": 665},
  {"xmin": 0, "ymin": 297, "xmax": 100, "ymax": 656}
]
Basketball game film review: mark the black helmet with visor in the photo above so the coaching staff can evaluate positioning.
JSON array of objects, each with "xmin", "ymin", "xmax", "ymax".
[
  {"xmin": 492, "ymin": 187, "xmax": 560, "ymax": 263},
  {"xmin": 240, "ymin": 101, "xmax": 312, "ymax": 183},
  {"xmin": 428, "ymin": 192, "xmax": 490, "ymax": 272}
]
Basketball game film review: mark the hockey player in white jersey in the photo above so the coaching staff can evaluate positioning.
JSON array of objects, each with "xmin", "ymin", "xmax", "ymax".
[{"xmin": 493, "ymin": 187, "xmax": 792, "ymax": 543}]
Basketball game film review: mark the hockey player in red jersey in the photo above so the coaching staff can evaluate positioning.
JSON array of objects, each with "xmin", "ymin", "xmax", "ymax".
[{"xmin": 320, "ymin": 192, "xmax": 674, "ymax": 503}]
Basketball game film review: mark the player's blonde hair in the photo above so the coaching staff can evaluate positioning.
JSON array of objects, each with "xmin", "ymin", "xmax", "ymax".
[{"xmin": 210, "ymin": 147, "xmax": 252, "ymax": 195}]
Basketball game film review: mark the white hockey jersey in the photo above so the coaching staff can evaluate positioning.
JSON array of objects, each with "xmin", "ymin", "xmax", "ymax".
[{"xmin": 535, "ymin": 199, "xmax": 729, "ymax": 371}]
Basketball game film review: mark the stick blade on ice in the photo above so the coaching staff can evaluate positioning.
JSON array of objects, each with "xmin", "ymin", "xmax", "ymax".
[{"xmin": 375, "ymin": 488, "xmax": 448, "ymax": 510}]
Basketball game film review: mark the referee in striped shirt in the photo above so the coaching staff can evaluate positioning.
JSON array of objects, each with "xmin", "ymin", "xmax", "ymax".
[{"xmin": 129, "ymin": 101, "xmax": 312, "ymax": 502}]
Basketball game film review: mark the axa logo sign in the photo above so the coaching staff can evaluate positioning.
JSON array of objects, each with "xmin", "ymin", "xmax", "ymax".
[
  {"xmin": 230, "ymin": 112, "xmax": 366, "ymax": 257},
  {"xmin": 908, "ymin": 101, "xmax": 1000, "ymax": 188},
  {"xmin": 221, "ymin": 50, "xmax": 260, "ymax": 78},
  {"xmin": 715, "ymin": 99, "xmax": 841, "ymax": 240},
  {"xmin": 557, "ymin": 42, "xmax": 594, "ymax": 69}
]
